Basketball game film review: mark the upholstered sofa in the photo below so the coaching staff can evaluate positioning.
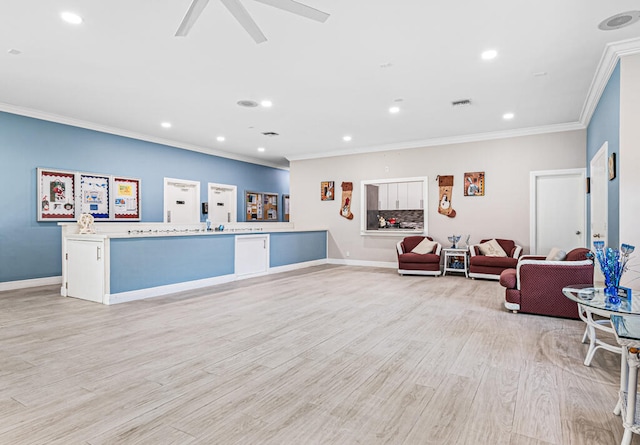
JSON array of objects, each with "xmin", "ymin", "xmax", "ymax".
[
  {"xmin": 499, "ymin": 247, "xmax": 593, "ymax": 319},
  {"xmin": 396, "ymin": 236, "xmax": 442, "ymax": 276},
  {"xmin": 468, "ymin": 238, "xmax": 522, "ymax": 280}
]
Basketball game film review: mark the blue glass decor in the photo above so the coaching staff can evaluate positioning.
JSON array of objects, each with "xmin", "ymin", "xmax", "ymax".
[{"xmin": 590, "ymin": 241, "xmax": 635, "ymax": 305}]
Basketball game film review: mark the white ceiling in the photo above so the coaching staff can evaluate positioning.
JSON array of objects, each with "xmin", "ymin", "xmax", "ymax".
[{"xmin": 2, "ymin": 1, "xmax": 640, "ymax": 169}]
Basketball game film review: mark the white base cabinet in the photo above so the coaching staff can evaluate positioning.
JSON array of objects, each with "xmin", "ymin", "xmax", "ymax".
[{"xmin": 65, "ymin": 239, "xmax": 106, "ymax": 303}]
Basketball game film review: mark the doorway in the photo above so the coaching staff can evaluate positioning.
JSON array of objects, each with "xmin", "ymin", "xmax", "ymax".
[
  {"xmin": 590, "ymin": 142, "xmax": 609, "ymax": 284},
  {"xmin": 530, "ymin": 169, "xmax": 586, "ymax": 255},
  {"xmin": 164, "ymin": 178, "xmax": 201, "ymax": 224},
  {"xmin": 208, "ymin": 183, "xmax": 237, "ymax": 224}
]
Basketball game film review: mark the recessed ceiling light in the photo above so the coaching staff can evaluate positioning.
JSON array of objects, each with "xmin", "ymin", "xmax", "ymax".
[
  {"xmin": 481, "ymin": 49, "xmax": 498, "ymax": 60},
  {"xmin": 216, "ymin": 136, "xmax": 225, "ymax": 142},
  {"xmin": 61, "ymin": 11, "xmax": 83, "ymax": 25},
  {"xmin": 389, "ymin": 106, "xmax": 400, "ymax": 114},
  {"xmin": 161, "ymin": 122, "xmax": 172, "ymax": 128},
  {"xmin": 343, "ymin": 135, "xmax": 352, "ymax": 142},
  {"xmin": 503, "ymin": 112, "xmax": 515, "ymax": 120},
  {"xmin": 260, "ymin": 100, "xmax": 272, "ymax": 108},
  {"xmin": 257, "ymin": 147, "xmax": 265, "ymax": 152},
  {"xmin": 598, "ymin": 11, "xmax": 640, "ymax": 31},
  {"xmin": 533, "ymin": 71, "xmax": 548, "ymax": 77}
]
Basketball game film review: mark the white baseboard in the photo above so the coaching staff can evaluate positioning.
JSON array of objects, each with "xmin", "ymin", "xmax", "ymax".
[
  {"xmin": 0, "ymin": 276, "xmax": 62, "ymax": 292},
  {"xmin": 106, "ymin": 274, "xmax": 237, "ymax": 305},
  {"xmin": 327, "ymin": 258, "xmax": 397, "ymax": 268},
  {"xmin": 268, "ymin": 259, "xmax": 328, "ymax": 274}
]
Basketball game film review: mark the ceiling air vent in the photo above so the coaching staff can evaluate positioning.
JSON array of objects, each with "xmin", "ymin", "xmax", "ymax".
[
  {"xmin": 451, "ymin": 99, "xmax": 472, "ymax": 107},
  {"xmin": 237, "ymin": 100, "xmax": 259, "ymax": 108},
  {"xmin": 262, "ymin": 132, "xmax": 279, "ymax": 137},
  {"xmin": 598, "ymin": 11, "xmax": 640, "ymax": 31}
]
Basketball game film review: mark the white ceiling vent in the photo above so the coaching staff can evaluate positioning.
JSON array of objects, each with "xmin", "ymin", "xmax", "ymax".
[
  {"xmin": 451, "ymin": 99, "xmax": 472, "ymax": 107},
  {"xmin": 598, "ymin": 11, "xmax": 640, "ymax": 31},
  {"xmin": 237, "ymin": 100, "xmax": 259, "ymax": 108}
]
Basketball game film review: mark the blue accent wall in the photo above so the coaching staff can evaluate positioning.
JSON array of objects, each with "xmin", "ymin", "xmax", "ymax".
[
  {"xmin": 110, "ymin": 235, "xmax": 235, "ymax": 293},
  {"xmin": 0, "ymin": 112, "xmax": 289, "ymax": 283},
  {"xmin": 270, "ymin": 231, "xmax": 327, "ymax": 267},
  {"xmin": 586, "ymin": 62, "xmax": 620, "ymax": 248}
]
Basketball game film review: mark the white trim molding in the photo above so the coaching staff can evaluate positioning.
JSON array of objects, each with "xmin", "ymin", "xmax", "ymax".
[{"xmin": 0, "ymin": 276, "xmax": 62, "ymax": 292}]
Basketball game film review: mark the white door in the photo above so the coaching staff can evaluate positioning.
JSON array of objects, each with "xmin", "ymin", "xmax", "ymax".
[
  {"xmin": 164, "ymin": 178, "xmax": 200, "ymax": 224},
  {"xmin": 67, "ymin": 239, "xmax": 104, "ymax": 303},
  {"xmin": 235, "ymin": 235, "xmax": 269, "ymax": 277},
  {"xmin": 591, "ymin": 143, "xmax": 609, "ymax": 284},
  {"xmin": 530, "ymin": 169, "xmax": 586, "ymax": 255},
  {"xmin": 208, "ymin": 183, "xmax": 237, "ymax": 224}
]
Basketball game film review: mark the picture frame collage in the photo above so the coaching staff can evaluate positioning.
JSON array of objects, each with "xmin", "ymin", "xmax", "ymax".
[{"xmin": 37, "ymin": 167, "xmax": 141, "ymax": 221}]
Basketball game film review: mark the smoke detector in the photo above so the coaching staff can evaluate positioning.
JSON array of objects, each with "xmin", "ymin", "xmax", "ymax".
[{"xmin": 598, "ymin": 11, "xmax": 640, "ymax": 30}]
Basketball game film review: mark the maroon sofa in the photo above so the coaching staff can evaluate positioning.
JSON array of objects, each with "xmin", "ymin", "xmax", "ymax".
[
  {"xmin": 499, "ymin": 247, "xmax": 593, "ymax": 319},
  {"xmin": 468, "ymin": 239, "xmax": 522, "ymax": 280},
  {"xmin": 396, "ymin": 236, "xmax": 442, "ymax": 276}
]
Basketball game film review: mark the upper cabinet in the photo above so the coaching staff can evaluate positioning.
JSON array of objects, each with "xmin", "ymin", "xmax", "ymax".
[{"xmin": 377, "ymin": 181, "xmax": 423, "ymax": 210}]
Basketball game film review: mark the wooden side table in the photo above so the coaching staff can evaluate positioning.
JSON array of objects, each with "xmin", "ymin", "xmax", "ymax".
[{"xmin": 442, "ymin": 248, "xmax": 468, "ymax": 277}]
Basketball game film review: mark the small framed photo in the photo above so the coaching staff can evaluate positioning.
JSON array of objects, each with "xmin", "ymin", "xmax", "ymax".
[
  {"xmin": 609, "ymin": 153, "xmax": 616, "ymax": 180},
  {"xmin": 463, "ymin": 172, "xmax": 485, "ymax": 196},
  {"xmin": 321, "ymin": 181, "xmax": 335, "ymax": 201}
]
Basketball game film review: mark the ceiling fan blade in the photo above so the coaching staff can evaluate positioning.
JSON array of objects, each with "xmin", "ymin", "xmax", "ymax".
[
  {"xmin": 220, "ymin": 0, "xmax": 268, "ymax": 44},
  {"xmin": 175, "ymin": 0, "xmax": 211, "ymax": 36},
  {"xmin": 253, "ymin": 0, "xmax": 329, "ymax": 23}
]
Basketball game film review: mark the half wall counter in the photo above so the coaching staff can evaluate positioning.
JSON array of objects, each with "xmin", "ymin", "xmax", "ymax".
[{"xmin": 60, "ymin": 222, "xmax": 327, "ymax": 305}]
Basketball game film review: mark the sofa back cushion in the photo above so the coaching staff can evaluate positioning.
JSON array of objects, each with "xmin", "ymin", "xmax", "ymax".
[
  {"xmin": 478, "ymin": 238, "xmax": 515, "ymax": 257},
  {"xmin": 565, "ymin": 247, "xmax": 591, "ymax": 261}
]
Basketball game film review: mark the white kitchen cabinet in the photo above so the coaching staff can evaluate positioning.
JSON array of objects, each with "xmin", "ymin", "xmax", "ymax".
[
  {"xmin": 406, "ymin": 181, "xmax": 423, "ymax": 209},
  {"xmin": 378, "ymin": 184, "xmax": 389, "ymax": 210},
  {"xmin": 66, "ymin": 239, "xmax": 106, "ymax": 303},
  {"xmin": 387, "ymin": 183, "xmax": 399, "ymax": 209},
  {"xmin": 235, "ymin": 235, "xmax": 269, "ymax": 278}
]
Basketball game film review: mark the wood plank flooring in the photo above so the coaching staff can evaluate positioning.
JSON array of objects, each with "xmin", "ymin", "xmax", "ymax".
[{"xmin": 0, "ymin": 265, "xmax": 629, "ymax": 444}]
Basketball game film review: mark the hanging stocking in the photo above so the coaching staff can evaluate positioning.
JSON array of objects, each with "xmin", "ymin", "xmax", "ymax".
[
  {"xmin": 437, "ymin": 175, "xmax": 456, "ymax": 218},
  {"xmin": 340, "ymin": 182, "xmax": 354, "ymax": 220}
]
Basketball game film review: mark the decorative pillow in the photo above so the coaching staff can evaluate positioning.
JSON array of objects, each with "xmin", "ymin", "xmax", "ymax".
[
  {"xmin": 477, "ymin": 239, "xmax": 507, "ymax": 257},
  {"xmin": 411, "ymin": 238, "xmax": 437, "ymax": 254},
  {"xmin": 545, "ymin": 247, "xmax": 567, "ymax": 261}
]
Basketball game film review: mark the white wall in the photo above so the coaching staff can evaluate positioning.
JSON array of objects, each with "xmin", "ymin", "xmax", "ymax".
[
  {"xmin": 290, "ymin": 130, "xmax": 585, "ymax": 265},
  {"xmin": 619, "ymin": 54, "xmax": 640, "ymax": 287}
]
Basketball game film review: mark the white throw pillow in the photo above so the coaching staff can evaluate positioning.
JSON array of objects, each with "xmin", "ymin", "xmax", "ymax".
[
  {"xmin": 411, "ymin": 238, "xmax": 437, "ymax": 254},
  {"xmin": 477, "ymin": 239, "xmax": 507, "ymax": 257},
  {"xmin": 546, "ymin": 247, "xmax": 567, "ymax": 261}
]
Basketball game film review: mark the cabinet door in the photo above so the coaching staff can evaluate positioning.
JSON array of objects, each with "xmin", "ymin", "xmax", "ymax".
[
  {"xmin": 235, "ymin": 235, "xmax": 269, "ymax": 277},
  {"xmin": 387, "ymin": 183, "xmax": 399, "ymax": 209},
  {"xmin": 378, "ymin": 184, "xmax": 389, "ymax": 210},
  {"xmin": 67, "ymin": 240, "xmax": 104, "ymax": 303},
  {"xmin": 396, "ymin": 183, "xmax": 409, "ymax": 209},
  {"xmin": 406, "ymin": 182, "xmax": 423, "ymax": 209}
]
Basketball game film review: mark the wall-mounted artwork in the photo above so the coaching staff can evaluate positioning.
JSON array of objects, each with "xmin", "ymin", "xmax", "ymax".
[
  {"xmin": 114, "ymin": 177, "xmax": 141, "ymax": 220},
  {"xmin": 321, "ymin": 181, "xmax": 335, "ymax": 201},
  {"xmin": 37, "ymin": 168, "xmax": 77, "ymax": 221},
  {"xmin": 80, "ymin": 174, "xmax": 110, "ymax": 218},
  {"xmin": 464, "ymin": 172, "xmax": 485, "ymax": 196}
]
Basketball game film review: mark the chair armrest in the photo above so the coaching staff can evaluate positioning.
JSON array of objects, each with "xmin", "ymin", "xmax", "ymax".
[
  {"xmin": 434, "ymin": 243, "xmax": 442, "ymax": 256},
  {"xmin": 396, "ymin": 241, "xmax": 404, "ymax": 256},
  {"xmin": 469, "ymin": 244, "xmax": 479, "ymax": 257},
  {"xmin": 512, "ymin": 245, "xmax": 523, "ymax": 259}
]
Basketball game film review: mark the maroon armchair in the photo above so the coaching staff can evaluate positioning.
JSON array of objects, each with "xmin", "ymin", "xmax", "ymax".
[
  {"xmin": 468, "ymin": 238, "xmax": 522, "ymax": 280},
  {"xmin": 396, "ymin": 236, "xmax": 442, "ymax": 276},
  {"xmin": 499, "ymin": 248, "xmax": 593, "ymax": 319}
]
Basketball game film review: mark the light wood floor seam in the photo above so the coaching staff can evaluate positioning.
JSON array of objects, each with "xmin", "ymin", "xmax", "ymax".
[{"xmin": 0, "ymin": 265, "xmax": 627, "ymax": 444}]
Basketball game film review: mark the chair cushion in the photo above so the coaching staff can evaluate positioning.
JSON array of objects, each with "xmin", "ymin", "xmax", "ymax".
[
  {"xmin": 411, "ymin": 238, "xmax": 437, "ymax": 254},
  {"xmin": 398, "ymin": 253, "xmax": 440, "ymax": 264},
  {"xmin": 500, "ymin": 268, "xmax": 517, "ymax": 289},
  {"xmin": 478, "ymin": 239, "xmax": 507, "ymax": 257},
  {"xmin": 470, "ymin": 256, "xmax": 518, "ymax": 268},
  {"xmin": 546, "ymin": 247, "xmax": 566, "ymax": 261},
  {"xmin": 565, "ymin": 247, "xmax": 591, "ymax": 261}
]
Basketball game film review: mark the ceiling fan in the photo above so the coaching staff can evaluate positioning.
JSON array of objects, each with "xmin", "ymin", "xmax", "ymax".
[{"xmin": 175, "ymin": 0, "xmax": 330, "ymax": 44}]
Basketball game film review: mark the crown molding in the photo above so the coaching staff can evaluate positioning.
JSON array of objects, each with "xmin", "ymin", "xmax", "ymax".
[
  {"xmin": 580, "ymin": 37, "xmax": 640, "ymax": 127},
  {"xmin": 0, "ymin": 103, "xmax": 289, "ymax": 171},
  {"xmin": 286, "ymin": 122, "xmax": 584, "ymax": 162}
]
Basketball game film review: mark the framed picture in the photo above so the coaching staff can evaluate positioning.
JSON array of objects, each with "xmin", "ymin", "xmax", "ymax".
[
  {"xmin": 609, "ymin": 153, "xmax": 616, "ymax": 180},
  {"xmin": 321, "ymin": 181, "xmax": 335, "ymax": 201},
  {"xmin": 113, "ymin": 177, "xmax": 141, "ymax": 220},
  {"xmin": 37, "ymin": 168, "xmax": 77, "ymax": 221},
  {"xmin": 79, "ymin": 174, "xmax": 110, "ymax": 218},
  {"xmin": 463, "ymin": 172, "xmax": 485, "ymax": 196}
]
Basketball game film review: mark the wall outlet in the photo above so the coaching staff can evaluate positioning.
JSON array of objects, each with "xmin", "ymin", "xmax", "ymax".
[{"xmin": 346, "ymin": 251, "xmax": 350, "ymax": 257}]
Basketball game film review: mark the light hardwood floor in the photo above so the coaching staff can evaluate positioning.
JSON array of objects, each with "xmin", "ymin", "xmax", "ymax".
[{"xmin": 0, "ymin": 265, "xmax": 629, "ymax": 444}]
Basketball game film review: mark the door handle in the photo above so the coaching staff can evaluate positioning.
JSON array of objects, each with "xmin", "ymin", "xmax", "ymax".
[
  {"xmin": 97, "ymin": 246, "xmax": 101, "ymax": 260},
  {"xmin": 593, "ymin": 233, "xmax": 602, "ymax": 238},
  {"xmin": 167, "ymin": 210, "xmax": 171, "ymax": 223},
  {"xmin": 576, "ymin": 230, "xmax": 581, "ymax": 235}
]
